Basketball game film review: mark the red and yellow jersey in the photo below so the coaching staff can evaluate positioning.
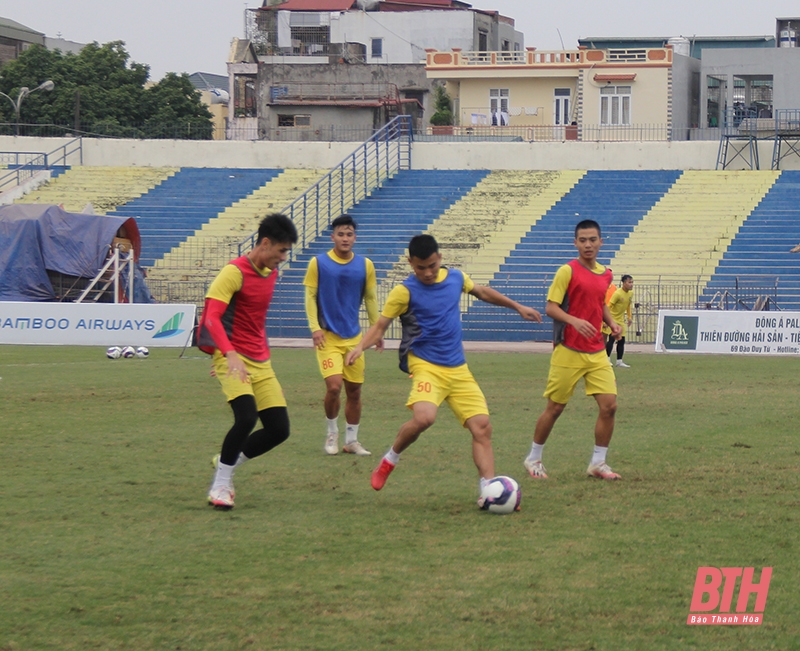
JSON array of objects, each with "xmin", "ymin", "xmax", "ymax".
[
  {"xmin": 197, "ymin": 255, "xmax": 277, "ymax": 362},
  {"xmin": 548, "ymin": 259, "xmax": 612, "ymax": 354}
]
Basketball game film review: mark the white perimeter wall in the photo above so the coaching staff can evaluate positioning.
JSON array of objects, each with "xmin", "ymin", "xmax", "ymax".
[{"xmin": 3, "ymin": 135, "xmax": 795, "ymax": 171}]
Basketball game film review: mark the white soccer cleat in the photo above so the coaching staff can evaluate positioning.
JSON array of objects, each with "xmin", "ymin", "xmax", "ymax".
[
  {"xmin": 324, "ymin": 433, "xmax": 339, "ymax": 455},
  {"xmin": 587, "ymin": 461, "xmax": 621, "ymax": 480},
  {"xmin": 342, "ymin": 441, "xmax": 372, "ymax": 456},
  {"xmin": 523, "ymin": 458, "xmax": 548, "ymax": 479},
  {"xmin": 208, "ymin": 485, "xmax": 235, "ymax": 510},
  {"xmin": 615, "ymin": 360, "xmax": 631, "ymax": 368}
]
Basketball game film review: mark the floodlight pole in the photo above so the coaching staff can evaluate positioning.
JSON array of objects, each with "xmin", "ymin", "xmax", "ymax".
[{"xmin": 0, "ymin": 80, "xmax": 55, "ymax": 135}]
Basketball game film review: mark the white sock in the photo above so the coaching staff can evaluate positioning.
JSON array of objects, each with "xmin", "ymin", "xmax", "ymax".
[
  {"xmin": 235, "ymin": 452, "xmax": 248, "ymax": 468},
  {"xmin": 479, "ymin": 477, "xmax": 490, "ymax": 493},
  {"xmin": 326, "ymin": 417, "xmax": 339, "ymax": 435},
  {"xmin": 591, "ymin": 446, "xmax": 608, "ymax": 466},
  {"xmin": 345, "ymin": 423, "xmax": 359, "ymax": 445},
  {"xmin": 385, "ymin": 447, "xmax": 400, "ymax": 465},
  {"xmin": 213, "ymin": 462, "xmax": 234, "ymax": 489},
  {"xmin": 527, "ymin": 442, "xmax": 545, "ymax": 462}
]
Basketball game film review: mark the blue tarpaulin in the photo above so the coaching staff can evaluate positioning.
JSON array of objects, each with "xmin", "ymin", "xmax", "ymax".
[{"xmin": 0, "ymin": 204, "xmax": 152, "ymax": 302}]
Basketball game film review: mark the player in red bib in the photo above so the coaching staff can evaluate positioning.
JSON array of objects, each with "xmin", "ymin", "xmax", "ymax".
[
  {"xmin": 197, "ymin": 213, "xmax": 298, "ymax": 510},
  {"xmin": 523, "ymin": 219, "xmax": 623, "ymax": 481}
]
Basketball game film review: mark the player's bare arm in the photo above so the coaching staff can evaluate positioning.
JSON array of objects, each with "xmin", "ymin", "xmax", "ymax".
[
  {"xmin": 469, "ymin": 285, "xmax": 543, "ymax": 322},
  {"xmin": 545, "ymin": 301, "xmax": 597, "ymax": 338},
  {"xmin": 345, "ymin": 315, "xmax": 392, "ymax": 365}
]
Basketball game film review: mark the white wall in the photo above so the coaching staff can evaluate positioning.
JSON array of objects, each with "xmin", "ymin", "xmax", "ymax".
[
  {"xmin": 330, "ymin": 11, "xmax": 474, "ymax": 64},
  {"xmin": 2, "ymin": 135, "xmax": 793, "ymax": 171}
]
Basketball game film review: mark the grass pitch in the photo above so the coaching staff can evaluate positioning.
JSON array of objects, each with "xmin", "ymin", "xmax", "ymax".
[{"xmin": 1, "ymin": 345, "xmax": 798, "ymax": 650}]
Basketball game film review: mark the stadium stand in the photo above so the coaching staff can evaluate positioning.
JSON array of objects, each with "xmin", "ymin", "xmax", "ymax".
[
  {"xmin": 702, "ymin": 170, "xmax": 800, "ymax": 311},
  {"xmin": 383, "ymin": 170, "xmax": 586, "ymax": 286},
  {"xmin": 106, "ymin": 168, "xmax": 284, "ymax": 267},
  {"xmin": 14, "ymin": 166, "xmax": 178, "ymax": 214},
  {"xmin": 460, "ymin": 170, "xmax": 684, "ymax": 340},
  {"xmin": 147, "ymin": 169, "xmax": 327, "ymax": 285},
  {"xmin": 609, "ymin": 170, "xmax": 779, "ymax": 284},
  {"xmin": 267, "ymin": 169, "xmax": 490, "ymax": 337}
]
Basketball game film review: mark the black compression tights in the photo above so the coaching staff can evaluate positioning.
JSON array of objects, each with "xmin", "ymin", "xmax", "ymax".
[
  {"xmin": 605, "ymin": 336, "xmax": 626, "ymax": 360},
  {"xmin": 219, "ymin": 395, "xmax": 290, "ymax": 466}
]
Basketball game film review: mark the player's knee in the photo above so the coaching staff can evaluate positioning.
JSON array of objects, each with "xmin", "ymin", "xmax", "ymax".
[
  {"xmin": 599, "ymin": 400, "xmax": 617, "ymax": 419},
  {"xmin": 325, "ymin": 377, "xmax": 343, "ymax": 395},
  {"xmin": 344, "ymin": 382, "xmax": 362, "ymax": 402},
  {"xmin": 259, "ymin": 406, "xmax": 290, "ymax": 443},
  {"xmin": 413, "ymin": 413, "xmax": 436, "ymax": 431},
  {"xmin": 548, "ymin": 401, "xmax": 567, "ymax": 419},
  {"xmin": 231, "ymin": 395, "xmax": 259, "ymax": 431}
]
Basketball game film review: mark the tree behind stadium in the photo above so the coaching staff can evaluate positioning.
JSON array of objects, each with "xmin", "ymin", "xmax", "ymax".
[{"xmin": 0, "ymin": 41, "xmax": 213, "ymax": 139}]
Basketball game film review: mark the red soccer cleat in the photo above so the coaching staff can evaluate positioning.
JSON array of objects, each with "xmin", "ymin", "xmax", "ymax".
[{"xmin": 371, "ymin": 458, "xmax": 396, "ymax": 490}]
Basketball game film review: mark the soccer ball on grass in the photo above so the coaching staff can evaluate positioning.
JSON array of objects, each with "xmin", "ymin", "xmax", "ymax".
[
  {"xmin": 135, "ymin": 346, "xmax": 149, "ymax": 358},
  {"xmin": 106, "ymin": 346, "xmax": 122, "ymax": 360},
  {"xmin": 478, "ymin": 476, "xmax": 521, "ymax": 514},
  {"xmin": 121, "ymin": 346, "xmax": 136, "ymax": 358}
]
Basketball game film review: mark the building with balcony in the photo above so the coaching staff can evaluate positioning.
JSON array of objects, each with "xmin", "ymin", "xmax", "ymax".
[{"xmin": 424, "ymin": 46, "xmax": 699, "ymax": 141}]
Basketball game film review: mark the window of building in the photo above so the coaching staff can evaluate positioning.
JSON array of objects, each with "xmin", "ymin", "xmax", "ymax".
[
  {"xmin": 478, "ymin": 31, "xmax": 488, "ymax": 52},
  {"xmin": 490, "ymin": 88, "xmax": 509, "ymax": 125},
  {"xmin": 233, "ymin": 75, "xmax": 257, "ymax": 118},
  {"xmin": 501, "ymin": 39, "xmax": 510, "ymax": 52},
  {"xmin": 554, "ymin": 88, "xmax": 571, "ymax": 126},
  {"xmin": 277, "ymin": 114, "xmax": 311, "ymax": 127},
  {"xmin": 371, "ymin": 38, "xmax": 383, "ymax": 58},
  {"xmin": 600, "ymin": 86, "xmax": 631, "ymax": 125}
]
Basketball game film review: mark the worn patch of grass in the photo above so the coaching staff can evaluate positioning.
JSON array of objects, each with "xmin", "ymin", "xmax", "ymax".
[{"xmin": 0, "ymin": 346, "xmax": 797, "ymax": 650}]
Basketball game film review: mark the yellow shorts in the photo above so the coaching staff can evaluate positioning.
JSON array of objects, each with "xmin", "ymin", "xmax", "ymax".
[
  {"xmin": 406, "ymin": 353, "xmax": 488, "ymax": 426},
  {"xmin": 213, "ymin": 352, "xmax": 287, "ymax": 410},
  {"xmin": 602, "ymin": 321, "xmax": 628, "ymax": 337},
  {"xmin": 544, "ymin": 345, "xmax": 617, "ymax": 404},
  {"xmin": 315, "ymin": 330, "xmax": 365, "ymax": 383}
]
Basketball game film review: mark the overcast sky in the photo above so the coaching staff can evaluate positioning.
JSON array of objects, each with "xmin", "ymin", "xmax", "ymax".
[{"xmin": 1, "ymin": 0, "xmax": 799, "ymax": 81}]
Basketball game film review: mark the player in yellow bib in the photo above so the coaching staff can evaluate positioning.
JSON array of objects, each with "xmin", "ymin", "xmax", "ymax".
[
  {"xmin": 304, "ymin": 214, "xmax": 381, "ymax": 456},
  {"xmin": 602, "ymin": 274, "xmax": 634, "ymax": 368}
]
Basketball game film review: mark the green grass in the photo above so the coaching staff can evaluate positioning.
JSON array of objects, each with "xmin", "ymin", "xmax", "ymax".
[{"xmin": 1, "ymin": 346, "xmax": 798, "ymax": 650}]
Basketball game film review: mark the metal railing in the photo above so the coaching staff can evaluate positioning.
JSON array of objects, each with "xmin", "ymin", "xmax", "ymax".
[
  {"xmin": 0, "ymin": 137, "xmax": 82, "ymax": 194},
  {"xmin": 0, "ymin": 121, "xmax": 214, "ymax": 140},
  {"xmin": 424, "ymin": 123, "xmax": 721, "ymax": 142},
  {"xmin": 238, "ymin": 115, "xmax": 412, "ymax": 259}
]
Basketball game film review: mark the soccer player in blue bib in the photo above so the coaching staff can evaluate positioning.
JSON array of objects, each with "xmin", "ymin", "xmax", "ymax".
[
  {"xmin": 345, "ymin": 234, "xmax": 542, "ymax": 502},
  {"xmin": 304, "ymin": 214, "xmax": 381, "ymax": 456}
]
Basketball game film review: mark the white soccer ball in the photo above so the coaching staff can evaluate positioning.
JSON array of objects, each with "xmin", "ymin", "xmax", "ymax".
[
  {"xmin": 479, "ymin": 476, "xmax": 521, "ymax": 514},
  {"xmin": 121, "ymin": 346, "xmax": 136, "ymax": 358},
  {"xmin": 106, "ymin": 346, "xmax": 122, "ymax": 360},
  {"xmin": 135, "ymin": 346, "xmax": 150, "ymax": 358}
]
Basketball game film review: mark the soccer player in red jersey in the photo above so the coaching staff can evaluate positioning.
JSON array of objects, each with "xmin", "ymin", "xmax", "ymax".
[
  {"xmin": 197, "ymin": 213, "xmax": 298, "ymax": 510},
  {"xmin": 523, "ymin": 219, "xmax": 623, "ymax": 481}
]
